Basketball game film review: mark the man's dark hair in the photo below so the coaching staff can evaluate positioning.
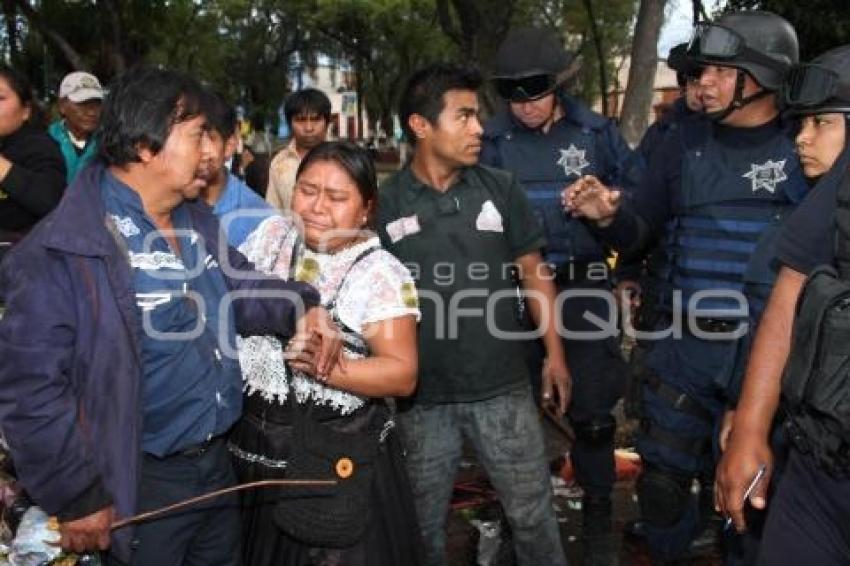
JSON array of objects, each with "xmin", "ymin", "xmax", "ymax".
[
  {"xmin": 399, "ymin": 64, "xmax": 482, "ymax": 145},
  {"xmin": 96, "ymin": 68, "xmax": 206, "ymax": 166},
  {"xmin": 202, "ymin": 89, "xmax": 237, "ymax": 140},
  {"xmin": 284, "ymin": 88, "xmax": 331, "ymax": 127},
  {"xmin": 296, "ymin": 141, "xmax": 378, "ymax": 227}
]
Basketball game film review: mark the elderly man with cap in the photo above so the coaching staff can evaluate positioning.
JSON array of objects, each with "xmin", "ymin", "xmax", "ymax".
[
  {"xmin": 48, "ymin": 71, "xmax": 104, "ymax": 183},
  {"xmin": 481, "ymin": 27, "xmax": 644, "ymax": 565}
]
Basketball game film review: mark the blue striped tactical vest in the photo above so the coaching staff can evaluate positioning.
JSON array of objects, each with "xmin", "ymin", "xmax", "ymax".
[
  {"xmin": 660, "ymin": 122, "xmax": 808, "ymax": 320},
  {"xmin": 497, "ymin": 122, "xmax": 605, "ymax": 266}
]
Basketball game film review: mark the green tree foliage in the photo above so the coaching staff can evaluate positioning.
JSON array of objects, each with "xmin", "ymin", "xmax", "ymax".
[
  {"xmin": 311, "ymin": 0, "xmax": 454, "ymax": 136},
  {"xmin": 725, "ymin": 0, "xmax": 850, "ymax": 60},
  {"xmin": 2, "ymin": 0, "xmax": 638, "ymax": 136},
  {"xmin": 508, "ymin": 0, "xmax": 638, "ymax": 110}
]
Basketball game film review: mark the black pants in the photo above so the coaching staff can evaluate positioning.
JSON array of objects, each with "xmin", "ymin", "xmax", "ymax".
[
  {"xmin": 109, "ymin": 438, "xmax": 241, "ymax": 566},
  {"xmin": 528, "ymin": 279, "xmax": 627, "ymax": 499},
  {"xmin": 757, "ymin": 449, "xmax": 850, "ymax": 565}
]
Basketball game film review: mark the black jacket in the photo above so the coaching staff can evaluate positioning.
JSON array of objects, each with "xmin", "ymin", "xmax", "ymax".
[{"xmin": 0, "ymin": 121, "xmax": 66, "ymax": 234}]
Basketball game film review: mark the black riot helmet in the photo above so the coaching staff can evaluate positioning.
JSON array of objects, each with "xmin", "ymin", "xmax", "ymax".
[
  {"xmin": 784, "ymin": 45, "xmax": 850, "ymax": 116},
  {"xmin": 687, "ymin": 11, "xmax": 798, "ymax": 120},
  {"xmin": 668, "ymin": 42, "xmax": 702, "ymax": 87},
  {"xmin": 492, "ymin": 27, "xmax": 576, "ymax": 102}
]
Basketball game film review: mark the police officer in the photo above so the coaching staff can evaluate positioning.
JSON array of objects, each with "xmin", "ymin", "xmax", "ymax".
[
  {"xmin": 717, "ymin": 45, "xmax": 850, "ymax": 565},
  {"xmin": 620, "ymin": 42, "xmax": 705, "ymax": 344},
  {"xmin": 564, "ymin": 11, "xmax": 805, "ymax": 563},
  {"xmin": 636, "ymin": 42, "xmax": 704, "ymax": 165},
  {"xmin": 480, "ymin": 27, "xmax": 644, "ymax": 564}
]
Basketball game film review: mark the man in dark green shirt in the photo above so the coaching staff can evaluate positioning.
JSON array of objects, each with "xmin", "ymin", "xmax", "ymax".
[{"xmin": 378, "ymin": 63, "xmax": 569, "ymax": 566}]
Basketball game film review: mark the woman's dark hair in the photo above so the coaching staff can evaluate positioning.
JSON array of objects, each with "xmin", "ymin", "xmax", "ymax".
[
  {"xmin": 0, "ymin": 65, "xmax": 43, "ymax": 128},
  {"xmin": 399, "ymin": 63, "xmax": 482, "ymax": 145},
  {"xmin": 284, "ymin": 88, "xmax": 332, "ymax": 127},
  {"xmin": 96, "ymin": 67, "xmax": 206, "ymax": 166},
  {"xmin": 295, "ymin": 141, "xmax": 378, "ymax": 227}
]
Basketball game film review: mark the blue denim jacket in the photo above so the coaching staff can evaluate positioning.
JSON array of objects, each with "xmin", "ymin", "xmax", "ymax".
[{"xmin": 0, "ymin": 163, "xmax": 319, "ymax": 560}]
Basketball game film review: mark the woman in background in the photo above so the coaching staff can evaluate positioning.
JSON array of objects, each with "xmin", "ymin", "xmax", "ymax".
[{"xmin": 0, "ymin": 66, "xmax": 65, "ymax": 262}]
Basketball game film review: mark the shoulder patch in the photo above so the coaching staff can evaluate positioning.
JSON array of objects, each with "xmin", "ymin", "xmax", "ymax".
[{"xmin": 400, "ymin": 281, "xmax": 418, "ymax": 308}]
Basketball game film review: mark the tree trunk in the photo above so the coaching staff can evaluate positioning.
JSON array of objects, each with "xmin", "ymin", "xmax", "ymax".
[
  {"xmin": 692, "ymin": 0, "xmax": 707, "ymax": 24},
  {"xmin": 3, "ymin": 0, "xmax": 17, "ymax": 64},
  {"xmin": 581, "ymin": 0, "xmax": 609, "ymax": 116},
  {"xmin": 355, "ymin": 55, "xmax": 364, "ymax": 140},
  {"xmin": 99, "ymin": 0, "xmax": 127, "ymax": 73},
  {"xmin": 619, "ymin": 0, "xmax": 668, "ymax": 146},
  {"xmin": 13, "ymin": 0, "xmax": 86, "ymax": 70}
]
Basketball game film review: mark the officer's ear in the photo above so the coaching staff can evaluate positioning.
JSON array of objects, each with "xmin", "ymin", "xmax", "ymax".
[{"xmin": 408, "ymin": 113, "xmax": 432, "ymax": 142}]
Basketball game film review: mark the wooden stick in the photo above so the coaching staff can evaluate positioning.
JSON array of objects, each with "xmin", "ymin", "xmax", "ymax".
[{"xmin": 110, "ymin": 479, "xmax": 337, "ymax": 530}]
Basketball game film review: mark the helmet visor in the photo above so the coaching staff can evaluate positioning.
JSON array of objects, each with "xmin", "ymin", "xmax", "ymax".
[
  {"xmin": 494, "ymin": 74, "xmax": 557, "ymax": 102},
  {"xmin": 784, "ymin": 63, "xmax": 840, "ymax": 108},
  {"xmin": 688, "ymin": 23, "xmax": 744, "ymax": 59}
]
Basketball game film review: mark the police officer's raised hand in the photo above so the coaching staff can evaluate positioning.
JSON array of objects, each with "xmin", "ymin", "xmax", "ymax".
[
  {"xmin": 542, "ymin": 355, "xmax": 572, "ymax": 415},
  {"xmin": 714, "ymin": 431, "xmax": 773, "ymax": 533},
  {"xmin": 561, "ymin": 175, "xmax": 621, "ymax": 226},
  {"xmin": 58, "ymin": 505, "xmax": 114, "ymax": 554}
]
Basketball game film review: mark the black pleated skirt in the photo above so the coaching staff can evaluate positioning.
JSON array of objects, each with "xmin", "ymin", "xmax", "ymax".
[{"xmin": 229, "ymin": 394, "xmax": 424, "ymax": 566}]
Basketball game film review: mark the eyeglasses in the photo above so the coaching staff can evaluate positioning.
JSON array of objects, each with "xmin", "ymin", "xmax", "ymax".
[
  {"xmin": 784, "ymin": 63, "xmax": 842, "ymax": 108},
  {"xmin": 494, "ymin": 74, "xmax": 557, "ymax": 102}
]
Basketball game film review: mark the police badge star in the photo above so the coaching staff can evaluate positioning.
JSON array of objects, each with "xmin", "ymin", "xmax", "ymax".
[
  {"xmin": 556, "ymin": 144, "xmax": 590, "ymax": 177},
  {"xmin": 743, "ymin": 159, "xmax": 787, "ymax": 194}
]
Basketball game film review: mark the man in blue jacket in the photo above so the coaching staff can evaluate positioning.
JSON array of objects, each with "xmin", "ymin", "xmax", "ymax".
[
  {"xmin": 480, "ymin": 27, "xmax": 644, "ymax": 563},
  {"xmin": 0, "ymin": 68, "xmax": 337, "ymax": 564}
]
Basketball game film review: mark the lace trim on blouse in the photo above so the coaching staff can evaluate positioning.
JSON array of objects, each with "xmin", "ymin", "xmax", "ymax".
[{"xmin": 236, "ymin": 216, "xmax": 419, "ymax": 415}]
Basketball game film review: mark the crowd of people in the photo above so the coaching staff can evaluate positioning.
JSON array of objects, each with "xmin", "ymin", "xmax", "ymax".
[{"xmin": 0, "ymin": 7, "xmax": 847, "ymax": 566}]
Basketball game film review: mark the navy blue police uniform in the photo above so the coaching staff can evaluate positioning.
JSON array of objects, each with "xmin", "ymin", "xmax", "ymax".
[
  {"xmin": 757, "ymin": 137, "xmax": 850, "ymax": 565},
  {"xmin": 481, "ymin": 91, "xmax": 644, "ymax": 508},
  {"xmin": 597, "ymin": 116, "xmax": 808, "ymax": 561}
]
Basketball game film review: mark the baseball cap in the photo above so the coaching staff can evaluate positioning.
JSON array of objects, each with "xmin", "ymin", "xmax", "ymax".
[{"xmin": 59, "ymin": 72, "xmax": 104, "ymax": 103}]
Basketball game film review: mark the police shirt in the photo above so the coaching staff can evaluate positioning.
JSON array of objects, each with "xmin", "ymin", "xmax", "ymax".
[
  {"xmin": 101, "ymin": 172, "xmax": 242, "ymax": 457},
  {"xmin": 601, "ymin": 117, "xmax": 791, "ymax": 251},
  {"xmin": 776, "ymin": 168, "xmax": 850, "ymax": 274},
  {"xmin": 378, "ymin": 164, "xmax": 545, "ymax": 403}
]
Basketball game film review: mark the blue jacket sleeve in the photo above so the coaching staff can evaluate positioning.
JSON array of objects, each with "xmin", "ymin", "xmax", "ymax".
[
  {"xmin": 0, "ymin": 251, "xmax": 109, "ymax": 517},
  {"xmin": 598, "ymin": 121, "xmax": 646, "ymax": 196},
  {"xmin": 222, "ymin": 244, "xmax": 320, "ymax": 338}
]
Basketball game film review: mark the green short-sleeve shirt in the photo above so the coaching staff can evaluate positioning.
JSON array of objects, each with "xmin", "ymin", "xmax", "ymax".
[{"xmin": 378, "ymin": 164, "xmax": 546, "ymax": 403}]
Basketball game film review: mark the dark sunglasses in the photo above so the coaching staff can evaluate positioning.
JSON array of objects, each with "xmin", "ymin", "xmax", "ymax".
[
  {"xmin": 784, "ymin": 63, "xmax": 842, "ymax": 108},
  {"xmin": 494, "ymin": 74, "xmax": 557, "ymax": 102}
]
